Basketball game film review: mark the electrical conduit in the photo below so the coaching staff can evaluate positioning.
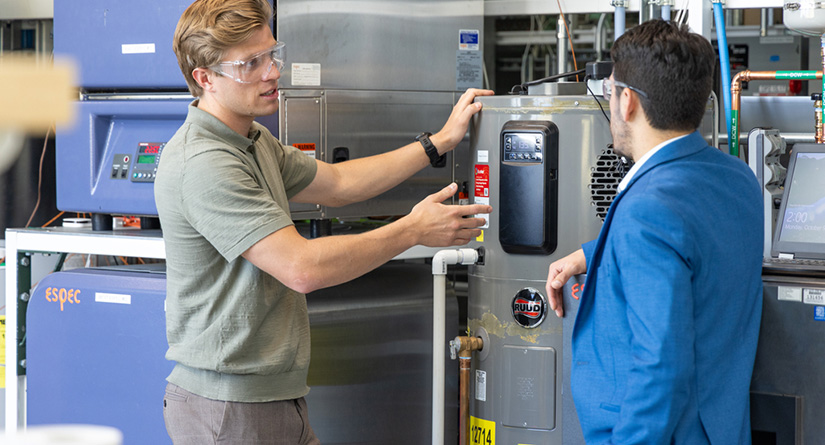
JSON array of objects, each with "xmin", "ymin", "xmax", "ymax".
[
  {"xmin": 431, "ymin": 248, "xmax": 479, "ymax": 445},
  {"xmin": 662, "ymin": 0, "xmax": 673, "ymax": 21},
  {"xmin": 731, "ymin": 70, "xmax": 823, "ymax": 156},
  {"xmin": 712, "ymin": 0, "xmax": 733, "ymax": 153}
]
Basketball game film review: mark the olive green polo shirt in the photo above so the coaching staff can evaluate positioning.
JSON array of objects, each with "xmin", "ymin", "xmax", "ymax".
[{"xmin": 155, "ymin": 102, "xmax": 317, "ymax": 402}]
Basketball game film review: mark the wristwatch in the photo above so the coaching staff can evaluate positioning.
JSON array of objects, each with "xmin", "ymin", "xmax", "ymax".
[{"xmin": 416, "ymin": 132, "xmax": 446, "ymax": 168}]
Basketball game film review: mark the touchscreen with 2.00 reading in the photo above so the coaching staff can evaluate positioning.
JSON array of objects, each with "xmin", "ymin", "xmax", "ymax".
[
  {"xmin": 778, "ymin": 152, "xmax": 825, "ymax": 243},
  {"xmin": 772, "ymin": 144, "xmax": 825, "ymax": 260}
]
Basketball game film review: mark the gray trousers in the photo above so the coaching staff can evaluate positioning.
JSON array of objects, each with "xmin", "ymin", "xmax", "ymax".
[{"xmin": 163, "ymin": 383, "xmax": 321, "ymax": 445}]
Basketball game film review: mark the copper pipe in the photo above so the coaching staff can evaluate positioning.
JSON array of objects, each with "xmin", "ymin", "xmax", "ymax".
[
  {"xmin": 454, "ymin": 336, "xmax": 483, "ymax": 445},
  {"xmin": 730, "ymin": 70, "xmax": 824, "ymax": 156},
  {"xmin": 816, "ymin": 99, "xmax": 823, "ymax": 144},
  {"xmin": 459, "ymin": 357, "xmax": 472, "ymax": 445},
  {"xmin": 730, "ymin": 71, "xmax": 814, "ymax": 114}
]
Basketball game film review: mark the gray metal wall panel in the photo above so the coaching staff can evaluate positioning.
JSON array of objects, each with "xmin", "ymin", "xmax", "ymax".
[
  {"xmin": 276, "ymin": 0, "xmax": 483, "ymax": 91},
  {"xmin": 283, "ymin": 93, "xmax": 324, "ymax": 214},
  {"xmin": 282, "ymin": 89, "xmax": 469, "ymax": 219}
]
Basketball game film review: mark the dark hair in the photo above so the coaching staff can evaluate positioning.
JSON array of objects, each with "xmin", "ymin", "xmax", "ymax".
[{"xmin": 610, "ymin": 19, "xmax": 715, "ymax": 132}]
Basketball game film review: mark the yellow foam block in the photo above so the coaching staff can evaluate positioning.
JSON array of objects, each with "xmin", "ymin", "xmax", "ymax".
[{"xmin": 0, "ymin": 55, "xmax": 77, "ymax": 131}]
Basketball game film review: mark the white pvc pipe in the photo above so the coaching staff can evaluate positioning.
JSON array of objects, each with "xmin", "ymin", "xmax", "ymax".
[
  {"xmin": 432, "ymin": 273, "xmax": 447, "ymax": 445},
  {"xmin": 432, "ymin": 248, "xmax": 479, "ymax": 445}
]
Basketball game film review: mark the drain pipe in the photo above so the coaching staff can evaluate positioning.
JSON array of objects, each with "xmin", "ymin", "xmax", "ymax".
[
  {"xmin": 557, "ymin": 15, "xmax": 569, "ymax": 75},
  {"xmin": 432, "ymin": 248, "xmax": 480, "ymax": 445},
  {"xmin": 731, "ymin": 70, "xmax": 823, "ymax": 156},
  {"xmin": 612, "ymin": 0, "xmax": 627, "ymax": 40},
  {"xmin": 450, "ymin": 336, "xmax": 484, "ymax": 445}
]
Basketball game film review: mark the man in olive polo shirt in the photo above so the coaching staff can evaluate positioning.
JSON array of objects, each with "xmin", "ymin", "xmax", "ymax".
[{"xmin": 156, "ymin": 0, "xmax": 493, "ymax": 443}]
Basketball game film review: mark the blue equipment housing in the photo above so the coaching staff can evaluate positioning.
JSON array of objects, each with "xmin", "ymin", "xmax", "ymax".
[{"xmin": 27, "ymin": 266, "xmax": 172, "ymax": 445}]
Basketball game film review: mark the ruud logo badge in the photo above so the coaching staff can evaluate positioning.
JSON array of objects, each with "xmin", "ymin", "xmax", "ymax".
[{"xmin": 511, "ymin": 287, "xmax": 547, "ymax": 328}]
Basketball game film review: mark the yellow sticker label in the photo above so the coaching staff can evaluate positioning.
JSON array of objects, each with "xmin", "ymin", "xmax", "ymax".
[
  {"xmin": 476, "ymin": 230, "xmax": 484, "ymax": 242},
  {"xmin": 470, "ymin": 416, "xmax": 495, "ymax": 445}
]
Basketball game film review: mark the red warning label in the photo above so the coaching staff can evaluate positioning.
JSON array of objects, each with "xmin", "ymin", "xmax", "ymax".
[{"xmin": 474, "ymin": 164, "xmax": 489, "ymax": 198}]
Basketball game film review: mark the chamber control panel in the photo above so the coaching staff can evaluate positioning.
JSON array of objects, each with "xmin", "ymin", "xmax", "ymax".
[
  {"xmin": 499, "ymin": 121, "xmax": 559, "ymax": 255},
  {"xmin": 130, "ymin": 142, "xmax": 165, "ymax": 183}
]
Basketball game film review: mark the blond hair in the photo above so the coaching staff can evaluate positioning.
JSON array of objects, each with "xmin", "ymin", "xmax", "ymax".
[{"xmin": 173, "ymin": 0, "xmax": 273, "ymax": 97}]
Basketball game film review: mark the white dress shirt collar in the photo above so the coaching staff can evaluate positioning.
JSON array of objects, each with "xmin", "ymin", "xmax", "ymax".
[{"xmin": 616, "ymin": 133, "xmax": 691, "ymax": 193}]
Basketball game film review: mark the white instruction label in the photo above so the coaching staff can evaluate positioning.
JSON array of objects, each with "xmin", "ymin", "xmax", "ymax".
[
  {"xmin": 475, "ymin": 369, "xmax": 487, "ymax": 401},
  {"xmin": 778, "ymin": 286, "xmax": 803, "ymax": 302},
  {"xmin": 477, "ymin": 150, "xmax": 489, "ymax": 163},
  {"xmin": 96, "ymin": 292, "xmax": 131, "ymax": 305},
  {"xmin": 475, "ymin": 196, "xmax": 490, "ymax": 229},
  {"xmin": 291, "ymin": 63, "xmax": 321, "ymax": 86},
  {"xmin": 804, "ymin": 288, "xmax": 825, "ymax": 305},
  {"xmin": 121, "ymin": 43, "xmax": 156, "ymax": 54}
]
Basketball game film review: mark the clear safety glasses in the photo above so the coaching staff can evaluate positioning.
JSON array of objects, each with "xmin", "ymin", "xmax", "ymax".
[
  {"xmin": 210, "ymin": 42, "xmax": 286, "ymax": 84},
  {"xmin": 603, "ymin": 77, "xmax": 648, "ymax": 101}
]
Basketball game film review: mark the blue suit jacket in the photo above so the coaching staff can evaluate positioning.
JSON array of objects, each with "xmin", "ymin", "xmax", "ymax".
[{"xmin": 572, "ymin": 132, "xmax": 763, "ymax": 444}]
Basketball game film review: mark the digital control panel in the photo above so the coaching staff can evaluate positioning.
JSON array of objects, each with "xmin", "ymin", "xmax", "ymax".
[
  {"xmin": 109, "ymin": 142, "xmax": 165, "ymax": 183},
  {"xmin": 499, "ymin": 121, "xmax": 559, "ymax": 255},
  {"xmin": 503, "ymin": 132, "xmax": 543, "ymax": 162},
  {"xmin": 131, "ymin": 142, "xmax": 165, "ymax": 183}
]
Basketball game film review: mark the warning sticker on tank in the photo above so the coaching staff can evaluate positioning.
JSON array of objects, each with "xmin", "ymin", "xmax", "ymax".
[
  {"xmin": 470, "ymin": 416, "xmax": 495, "ymax": 445},
  {"xmin": 474, "ymin": 164, "xmax": 489, "ymax": 198}
]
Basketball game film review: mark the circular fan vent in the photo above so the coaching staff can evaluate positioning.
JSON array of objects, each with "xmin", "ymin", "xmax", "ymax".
[{"xmin": 589, "ymin": 145, "xmax": 632, "ymax": 221}]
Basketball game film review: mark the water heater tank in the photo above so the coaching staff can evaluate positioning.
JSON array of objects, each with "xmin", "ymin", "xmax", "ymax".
[{"xmin": 784, "ymin": 0, "xmax": 825, "ymax": 37}]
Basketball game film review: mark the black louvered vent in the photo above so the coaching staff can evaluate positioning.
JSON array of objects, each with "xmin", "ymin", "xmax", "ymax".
[{"xmin": 589, "ymin": 145, "xmax": 632, "ymax": 221}]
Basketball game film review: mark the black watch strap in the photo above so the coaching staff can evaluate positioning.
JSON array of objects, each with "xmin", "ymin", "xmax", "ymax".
[{"xmin": 416, "ymin": 132, "xmax": 446, "ymax": 168}]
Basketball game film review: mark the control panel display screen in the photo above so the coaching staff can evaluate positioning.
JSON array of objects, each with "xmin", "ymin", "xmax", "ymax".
[
  {"xmin": 131, "ymin": 142, "xmax": 166, "ymax": 183},
  {"xmin": 503, "ymin": 132, "xmax": 543, "ymax": 162}
]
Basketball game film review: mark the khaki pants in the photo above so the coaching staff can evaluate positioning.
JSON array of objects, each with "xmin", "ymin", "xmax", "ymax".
[{"xmin": 163, "ymin": 383, "xmax": 321, "ymax": 445}]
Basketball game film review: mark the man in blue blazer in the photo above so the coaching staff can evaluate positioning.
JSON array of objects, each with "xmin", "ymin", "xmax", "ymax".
[{"xmin": 546, "ymin": 20, "xmax": 763, "ymax": 444}]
